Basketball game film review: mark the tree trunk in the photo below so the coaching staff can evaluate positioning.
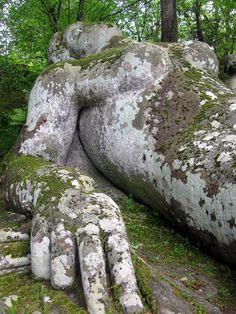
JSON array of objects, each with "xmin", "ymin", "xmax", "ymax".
[
  {"xmin": 160, "ymin": 0, "xmax": 177, "ymax": 42},
  {"xmin": 194, "ymin": 0, "xmax": 204, "ymax": 42},
  {"xmin": 77, "ymin": 0, "xmax": 85, "ymax": 21},
  {"xmin": 40, "ymin": 0, "xmax": 62, "ymax": 33}
]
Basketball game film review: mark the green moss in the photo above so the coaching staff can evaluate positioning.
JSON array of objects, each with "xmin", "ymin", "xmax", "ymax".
[
  {"xmin": 112, "ymin": 284, "xmax": 123, "ymax": 312},
  {"xmin": 169, "ymin": 45, "xmax": 184, "ymax": 59},
  {"xmin": 0, "ymin": 209, "xmax": 28, "ymax": 230},
  {"xmin": 56, "ymin": 31, "xmax": 63, "ymax": 41},
  {"xmin": 195, "ymin": 303, "xmax": 208, "ymax": 314},
  {"xmin": 0, "ymin": 273, "xmax": 86, "ymax": 313},
  {"xmin": 177, "ymin": 100, "xmax": 213, "ymax": 145},
  {"xmin": 159, "ymin": 275, "xmax": 208, "ymax": 314},
  {"xmin": 42, "ymin": 45, "xmax": 128, "ymax": 76},
  {"xmin": 194, "ymin": 98, "xmax": 214, "ymax": 122},
  {"xmin": 133, "ymin": 254, "xmax": 158, "ymax": 313},
  {"xmin": 184, "ymin": 68, "xmax": 202, "ymax": 81},
  {"xmin": 0, "ymin": 241, "xmax": 30, "ymax": 258},
  {"xmin": 68, "ymin": 223, "xmax": 78, "ymax": 235},
  {"xmin": 77, "ymin": 21, "xmax": 114, "ymax": 27},
  {"xmin": 3, "ymin": 154, "xmax": 93, "ymax": 216},
  {"xmin": 158, "ymin": 42, "xmax": 170, "ymax": 48},
  {"xmin": 176, "ymin": 91, "xmax": 232, "ymax": 150},
  {"xmin": 158, "ymin": 62, "xmax": 232, "ymax": 159}
]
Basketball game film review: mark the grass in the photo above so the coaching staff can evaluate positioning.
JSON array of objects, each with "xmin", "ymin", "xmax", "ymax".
[
  {"xmin": 0, "ymin": 241, "xmax": 30, "ymax": 258},
  {"xmin": 42, "ymin": 45, "xmax": 127, "ymax": 76},
  {"xmin": 0, "ymin": 207, "xmax": 29, "ymax": 230},
  {"xmin": 0, "ymin": 273, "xmax": 87, "ymax": 314},
  {"xmin": 121, "ymin": 196, "xmax": 236, "ymax": 313}
]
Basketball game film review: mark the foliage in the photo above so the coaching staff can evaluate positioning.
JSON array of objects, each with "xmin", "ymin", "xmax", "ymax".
[
  {"xmin": 0, "ymin": 1, "xmax": 235, "ymax": 72},
  {"xmin": 177, "ymin": 0, "xmax": 236, "ymax": 67},
  {"xmin": 0, "ymin": 56, "xmax": 39, "ymax": 158},
  {"xmin": 0, "ymin": 56, "xmax": 39, "ymax": 94},
  {"xmin": 6, "ymin": 0, "xmax": 52, "ymax": 66},
  {"xmin": 0, "ymin": 107, "xmax": 27, "ymax": 159}
]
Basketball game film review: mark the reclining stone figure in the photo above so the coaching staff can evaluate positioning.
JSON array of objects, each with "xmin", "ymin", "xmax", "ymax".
[{"xmin": 1, "ymin": 22, "xmax": 236, "ymax": 313}]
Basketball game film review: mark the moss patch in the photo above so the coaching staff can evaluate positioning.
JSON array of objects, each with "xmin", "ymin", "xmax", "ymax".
[
  {"xmin": 42, "ymin": 45, "xmax": 128, "ymax": 76},
  {"xmin": 132, "ymin": 254, "xmax": 158, "ymax": 313},
  {"xmin": 2, "ymin": 154, "xmax": 93, "ymax": 220},
  {"xmin": 112, "ymin": 284, "xmax": 123, "ymax": 312},
  {"xmin": 0, "ymin": 273, "xmax": 86, "ymax": 314},
  {"xmin": 0, "ymin": 241, "xmax": 30, "ymax": 258},
  {"xmin": 0, "ymin": 206, "xmax": 29, "ymax": 230}
]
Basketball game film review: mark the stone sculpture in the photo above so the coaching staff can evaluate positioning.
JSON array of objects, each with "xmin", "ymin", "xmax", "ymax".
[{"xmin": 1, "ymin": 22, "xmax": 236, "ymax": 313}]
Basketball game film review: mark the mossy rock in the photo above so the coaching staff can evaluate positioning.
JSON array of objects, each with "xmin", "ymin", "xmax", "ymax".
[{"xmin": 42, "ymin": 45, "xmax": 129, "ymax": 76}]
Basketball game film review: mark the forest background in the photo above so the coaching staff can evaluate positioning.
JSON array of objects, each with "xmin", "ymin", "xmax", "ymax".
[{"xmin": 0, "ymin": 0, "xmax": 235, "ymax": 160}]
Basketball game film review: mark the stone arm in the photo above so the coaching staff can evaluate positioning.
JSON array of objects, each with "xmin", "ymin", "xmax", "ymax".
[{"xmin": 19, "ymin": 43, "xmax": 166, "ymax": 162}]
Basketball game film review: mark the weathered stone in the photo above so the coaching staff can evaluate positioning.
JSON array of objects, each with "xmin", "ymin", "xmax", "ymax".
[
  {"xmin": 2, "ymin": 155, "xmax": 143, "ymax": 313},
  {"xmin": 0, "ymin": 240, "xmax": 30, "ymax": 274},
  {"xmin": 2, "ymin": 21, "xmax": 236, "ymax": 314},
  {"xmin": 48, "ymin": 22, "xmax": 122, "ymax": 64},
  {"xmin": 0, "ymin": 229, "xmax": 29, "ymax": 243},
  {"xmin": 147, "ymin": 263, "xmax": 222, "ymax": 314},
  {"xmin": 183, "ymin": 40, "xmax": 219, "ymax": 76},
  {"xmin": 0, "ymin": 295, "xmax": 18, "ymax": 313},
  {"xmin": 51, "ymin": 223, "xmax": 76, "ymax": 289}
]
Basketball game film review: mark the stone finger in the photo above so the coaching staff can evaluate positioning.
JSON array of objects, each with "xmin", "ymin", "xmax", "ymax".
[
  {"xmin": 0, "ymin": 241, "xmax": 30, "ymax": 272},
  {"xmin": 0, "ymin": 228, "xmax": 29, "ymax": 243},
  {"xmin": 77, "ymin": 223, "xmax": 108, "ymax": 314},
  {"xmin": 0, "ymin": 265, "xmax": 30, "ymax": 276},
  {"xmin": 31, "ymin": 214, "xmax": 51, "ymax": 280},
  {"xmin": 51, "ymin": 223, "xmax": 76, "ymax": 289},
  {"xmin": 99, "ymin": 217, "xmax": 143, "ymax": 313}
]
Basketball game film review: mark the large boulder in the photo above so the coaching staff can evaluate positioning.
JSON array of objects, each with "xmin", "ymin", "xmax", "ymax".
[{"xmin": 1, "ymin": 24, "xmax": 236, "ymax": 314}]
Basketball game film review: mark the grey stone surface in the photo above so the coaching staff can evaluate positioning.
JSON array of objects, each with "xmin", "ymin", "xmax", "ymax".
[
  {"xmin": 0, "ymin": 295, "xmax": 18, "ymax": 313},
  {"xmin": 145, "ymin": 262, "xmax": 222, "ymax": 314},
  {"xmin": 48, "ymin": 22, "xmax": 122, "ymax": 64},
  {"xmin": 3, "ymin": 162, "xmax": 142, "ymax": 312},
  {"xmin": 183, "ymin": 40, "xmax": 219, "ymax": 76},
  {"xmin": 2, "ymin": 21, "xmax": 236, "ymax": 313}
]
